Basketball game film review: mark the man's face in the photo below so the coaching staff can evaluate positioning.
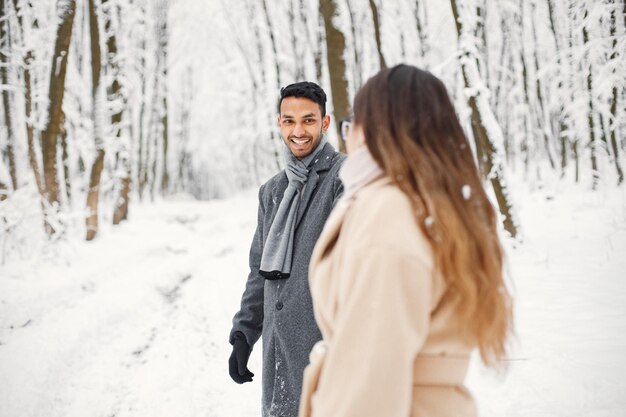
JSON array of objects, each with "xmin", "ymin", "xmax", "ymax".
[{"xmin": 278, "ymin": 97, "xmax": 330, "ymax": 159}]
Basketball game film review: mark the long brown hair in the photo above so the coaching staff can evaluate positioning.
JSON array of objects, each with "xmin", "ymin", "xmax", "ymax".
[{"xmin": 354, "ymin": 64, "xmax": 512, "ymax": 366}]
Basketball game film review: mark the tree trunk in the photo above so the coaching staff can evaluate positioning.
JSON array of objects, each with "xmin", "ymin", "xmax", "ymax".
[
  {"xmin": 0, "ymin": 0, "xmax": 18, "ymax": 190},
  {"xmin": 567, "ymin": 5, "xmax": 580, "ymax": 182},
  {"xmin": 493, "ymin": 15, "xmax": 507, "ymax": 118},
  {"xmin": 176, "ymin": 67, "xmax": 193, "ymax": 192},
  {"xmin": 137, "ymin": 31, "xmax": 148, "ymax": 199},
  {"xmin": 450, "ymin": 0, "xmax": 519, "ymax": 238},
  {"xmin": 41, "ymin": 0, "xmax": 76, "ymax": 235},
  {"xmin": 10, "ymin": 0, "xmax": 44, "ymax": 192},
  {"xmin": 531, "ymin": 1, "xmax": 555, "ymax": 170},
  {"xmin": 148, "ymin": 88, "xmax": 158, "ymax": 200},
  {"xmin": 23, "ymin": 50, "xmax": 44, "ymax": 194},
  {"xmin": 60, "ymin": 113, "xmax": 71, "ymax": 204},
  {"xmin": 315, "ymin": 14, "xmax": 324, "ymax": 82},
  {"xmin": 85, "ymin": 0, "xmax": 105, "ymax": 241},
  {"xmin": 160, "ymin": 99, "xmax": 169, "ymax": 193},
  {"xmin": 475, "ymin": 0, "xmax": 488, "ymax": 84},
  {"xmin": 288, "ymin": 0, "xmax": 305, "ymax": 81},
  {"xmin": 319, "ymin": 0, "xmax": 349, "ymax": 153},
  {"xmin": 582, "ymin": 12, "xmax": 599, "ymax": 190},
  {"xmin": 519, "ymin": 45, "xmax": 532, "ymax": 177},
  {"xmin": 573, "ymin": 140, "xmax": 579, "ymax": 182},
  {"xmin": 113, "ymin": 176, "xmax": 130, "ymax": 223},
  {"xmin": 0, "ymin": 158, "xmax": 10, "ymax": 200},
  {"xmin": 414, "ymin": 0, "xmax": 429, "ymax": 65},
  {"xmin": 0, "ymin": 181, "xmax": 7, "ymax": 201},
  {"xmin": 261, "ymin": 0, "xmax": 281, "ymax": 90},
  {"xmin": 609, "ymin": 4, "xmax": 624, "ymax": 184},
  {"xmin": 345, "ymin": 0, "xmax": 362, "ymax": 88},
  {"xmin": 105, "ymin": 1, "xmax": 131, "ymax": 223},
  {"xmin": 518, "ymin": 1, "xmax": 538, "ymax": 176},
  {"xmin": 368, "ymin": 0, "xmax": 386, "ymax": 70},
  {"xmin": 547, "ymin": 0, "xmax": 570, "ymax": 176},
  {"xmin": 157, "ymin": 0, "xmax": 169, "ymax": 194}
]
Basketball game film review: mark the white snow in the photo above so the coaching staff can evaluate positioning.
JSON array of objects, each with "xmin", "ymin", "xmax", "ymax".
[
  {"xmin": 0, "ymin": 191, "xmax": 262, "ymax": 417},
  {"xmin": 468, "ymin": 176, "xmax": 626, "ymax": 417},
  {"xmin": 462, "ymin": 184, "xmax": 472, "ymax": 200},
  {"xmin": 1, "ymin": 177, "xmax": 626, "ymax": 417}
]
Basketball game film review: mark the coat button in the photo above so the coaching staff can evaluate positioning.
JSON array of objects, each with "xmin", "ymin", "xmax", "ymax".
[{"xmin": 276, "ymin": 301, "xmax": 283, "ymax": 311}]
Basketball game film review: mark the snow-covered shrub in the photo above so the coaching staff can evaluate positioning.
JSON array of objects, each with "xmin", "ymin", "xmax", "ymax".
[{"xmin": 0, "ymin": 185, "xmax": 47, "ymax": 265}]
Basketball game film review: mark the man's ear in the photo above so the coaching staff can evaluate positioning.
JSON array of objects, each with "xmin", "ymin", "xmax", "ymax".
[
  {"xmin": 322, "ymin": 114, "xmax": 331, "ymax": 132},
  {"xmin": 277, "ymin": 115, "xmax": 281, "ymax": 127}
]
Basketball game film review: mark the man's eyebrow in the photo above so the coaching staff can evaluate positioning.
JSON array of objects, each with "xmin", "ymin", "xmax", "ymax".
[{"xmin": 280, "ymin": 113, "xmax": 318, "ymax": 119}]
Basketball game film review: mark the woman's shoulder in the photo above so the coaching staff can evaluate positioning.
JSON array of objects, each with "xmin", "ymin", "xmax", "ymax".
[
  {"xmin": 351, "ymin": 177, "xmax": 415, "ymax": 223},
  {"xmin": 346, "ymin": 178, "xmax": 432, "ymax": 261}
]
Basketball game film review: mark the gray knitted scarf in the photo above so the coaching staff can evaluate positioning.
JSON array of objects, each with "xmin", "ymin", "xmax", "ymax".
[{"xmin": 259, "ymin": 136, "xmax": 328, "ymax": 280}]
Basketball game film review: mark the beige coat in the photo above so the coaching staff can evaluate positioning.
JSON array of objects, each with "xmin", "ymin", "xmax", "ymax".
[{"xmin": 299, "ymin": 177, "xmax": 477, "ymax": 417}]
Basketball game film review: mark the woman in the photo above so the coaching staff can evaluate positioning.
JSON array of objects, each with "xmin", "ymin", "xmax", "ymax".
[{"xmin": 298, "ymin": 64, "xmax": 513, "ymax": 417}]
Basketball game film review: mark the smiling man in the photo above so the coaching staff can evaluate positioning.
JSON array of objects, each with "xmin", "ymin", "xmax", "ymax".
[{"xmin": 229, "ymin": 82, "xmax": 346, "ymax": 417}]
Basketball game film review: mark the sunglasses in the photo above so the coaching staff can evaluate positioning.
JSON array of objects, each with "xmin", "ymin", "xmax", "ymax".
[{"xmin": 339, "ymin": 117, "xmax": 353, "ymax": 142}]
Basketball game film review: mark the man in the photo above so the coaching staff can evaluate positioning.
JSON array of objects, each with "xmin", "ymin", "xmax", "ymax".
[{"xmin": 229, "ymin": 82, "xmax": 345, "ymax": 417}]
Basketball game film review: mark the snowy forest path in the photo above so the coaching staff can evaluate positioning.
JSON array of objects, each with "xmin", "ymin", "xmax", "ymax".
[{"xmin": 0, "ymin": 193, "xmax": 262, "ymax": 417}]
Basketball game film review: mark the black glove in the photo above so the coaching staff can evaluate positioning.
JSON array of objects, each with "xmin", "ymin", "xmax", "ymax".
[{"xmin": 229, "ymin": 331, "xmax": 254, "ymax": 384}]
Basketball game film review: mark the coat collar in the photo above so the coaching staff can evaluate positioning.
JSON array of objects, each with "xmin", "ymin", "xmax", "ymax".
[
  {"xmin": 310, "ymin": 176, "xmax": 391, "ymax": 265},
  {"xmin": 307, "ymin": 141, "xmax": 338, "ymax": 174}
]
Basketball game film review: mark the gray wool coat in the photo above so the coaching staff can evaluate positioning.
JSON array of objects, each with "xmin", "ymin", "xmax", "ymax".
[{"xmin": 230, "ymin": 142, "xmax": 346, "ymax": 417}]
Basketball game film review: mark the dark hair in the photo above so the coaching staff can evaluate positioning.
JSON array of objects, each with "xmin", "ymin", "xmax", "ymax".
[
  {"xmin": 278, "ymin": 81, "xmax": 327, "ymax": 117},
  {"xmin": 354, "ymin": 64, "xmax": 512, "ymax": 367}
]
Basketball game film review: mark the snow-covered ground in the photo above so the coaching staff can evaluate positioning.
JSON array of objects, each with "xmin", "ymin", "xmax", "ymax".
[{"xmin": 1, "ymin": 178, "xmax": 625, "ymax": 417}]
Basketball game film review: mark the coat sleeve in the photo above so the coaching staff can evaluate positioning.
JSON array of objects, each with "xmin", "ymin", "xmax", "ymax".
[
  {"xmin": 229, "ymin": 185, "xmax": 266, "ymax": 347},
  {"xmin": 331, "ymin": 168, "xmax": 345, "ymax": 208},
  {"xmin": 310, "ymin": 245, "xmax": 432, "ymax": 417},
  {"xmin": 332, "ymin": 177, "xmax": 344, "ymax": 208}
]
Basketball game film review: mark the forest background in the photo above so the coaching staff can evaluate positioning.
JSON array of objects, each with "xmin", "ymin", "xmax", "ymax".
[{"xmin": 1, "ymin": 0, "xmax": 624, "ymax": 256}]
